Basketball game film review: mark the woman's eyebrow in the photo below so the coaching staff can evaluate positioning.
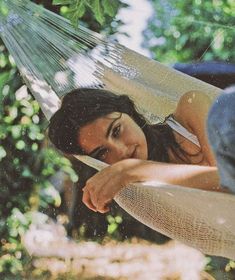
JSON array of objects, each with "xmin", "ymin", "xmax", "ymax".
[{"xmin": 106, "ymin": 118, "xmax": 119, "ymax": 138}]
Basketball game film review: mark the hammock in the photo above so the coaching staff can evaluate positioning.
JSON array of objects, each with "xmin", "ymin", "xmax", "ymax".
[{"xmin": 1, "ymin": 0, "xmax": 235, "ymax": 259}]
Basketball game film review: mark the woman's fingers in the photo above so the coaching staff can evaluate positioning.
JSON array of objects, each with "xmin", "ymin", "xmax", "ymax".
[
  {"xmin": 83, "ymin": 183, "xmax": 112, "ymax": 213},
  {"xmin": 82, "ymin": 188, "xmax": 97, "ymax": 212},
  {"xmin": 96, "ymin": 198, "xmax": 112, "ymax": 213},
  {"xmin": 82, "ymin": 188, "xmax": 110, "ymax": 213},
  {"xmin": 84, "ymin": 181, "xmax": 99, "ymax": 208},
  {"xmin": 97, "ymin": 205, "xmax": 110, "ymax": 213},
  {"xmin": 82, "ymin": 164, "xmax": 126, "ymax": 213}
]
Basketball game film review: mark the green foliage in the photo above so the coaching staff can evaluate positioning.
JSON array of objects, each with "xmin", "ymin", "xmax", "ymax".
[
  {"xmin": 0, "ymin": 43, "xmax": 78, "ymax": 277},
  {"xmin": 107, "ymin": 214, "xmax": 122, "ymax": 238},
  {"xmin": 0, "ymin": 0, "xmax": 124, "ymax": 276},
  {"xmin": 0, "ymin": 1, "xmax": 9, "ymax": 17},
  {"xmin": 145, "ymin": 0, "xmax": 235, "ymax": 63},
  {"xmin": 0, "ymin": 80, "xmax": 77, "ymax": 212},
  {"xmin": 0, "ymin": 208, "xmax": 31, "ymax": 277},
  {"xmin": 225, "ymin": 260, "xmax": 235, "ymax": 272},
  {"xmin": 52, "ymin": 0, "xmax": 120, "ymax": 26}
]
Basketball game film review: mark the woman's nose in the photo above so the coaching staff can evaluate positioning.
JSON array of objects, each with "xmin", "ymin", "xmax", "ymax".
[{"xmin": 112, "ymin": 142, "xmax": 129, "ymax": 160}]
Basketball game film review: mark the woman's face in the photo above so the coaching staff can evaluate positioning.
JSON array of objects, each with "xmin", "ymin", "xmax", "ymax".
[{"xmin": 77, "ymin": 112, "xmax": 148, "ymax": 164}]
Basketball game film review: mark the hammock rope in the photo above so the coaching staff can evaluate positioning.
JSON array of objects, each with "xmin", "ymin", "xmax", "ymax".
[{"xmin": 1, "ymin": 0, "xmax": 235, "ymax": 259}]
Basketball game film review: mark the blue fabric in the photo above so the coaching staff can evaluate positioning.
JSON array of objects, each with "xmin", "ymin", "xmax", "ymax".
[{"xmin": 207, "ymin": 89, "xmax": 235, "ymax": 192}]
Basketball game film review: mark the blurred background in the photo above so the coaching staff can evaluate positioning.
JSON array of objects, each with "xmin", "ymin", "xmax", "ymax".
[{"xmin": 0, "ymin": 0, "xmax": 235, "ymax": 279}]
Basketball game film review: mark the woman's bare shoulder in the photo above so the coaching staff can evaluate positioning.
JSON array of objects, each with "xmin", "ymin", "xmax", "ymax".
[
  {"xmin": 173, "ymin": 90, "xmax": 217, "ymax": 166},
  {"xmin": 173, "ymin": 90, "xmax": 212, "ymax": 128}
]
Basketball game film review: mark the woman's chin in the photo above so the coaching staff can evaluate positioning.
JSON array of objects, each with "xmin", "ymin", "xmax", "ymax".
[{"xmin": 134, "ymin": 149, "xmax": 148, "ymax": 161}]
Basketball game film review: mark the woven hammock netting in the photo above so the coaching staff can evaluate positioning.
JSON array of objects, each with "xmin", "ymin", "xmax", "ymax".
[{"xmin": 1, "ymin": 0, "xmax": 235, "ymax": 259}]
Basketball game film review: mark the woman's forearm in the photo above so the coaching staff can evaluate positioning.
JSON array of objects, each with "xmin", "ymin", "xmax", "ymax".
[
  {"xmin": 82, "ymin": 159, "xmax": 224, "ymax": 213},
  {"xmin": 123, "ymin": 159, "xmax": 221, "ymax": 192}
]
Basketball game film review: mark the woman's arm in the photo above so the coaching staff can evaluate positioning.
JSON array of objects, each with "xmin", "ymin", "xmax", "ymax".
[
  {"xmin": 82, "ymin": 158, "xmax": 222, "ymax": 213},
  {"xmin": 174, "ymin": 90, "xmax": 217, "ymax": 166},
  {"xmin": 125, "ymin": 159, "xmax": 220, "ymax": 189}
]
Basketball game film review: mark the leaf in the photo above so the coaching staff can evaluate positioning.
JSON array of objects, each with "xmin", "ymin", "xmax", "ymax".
[
  {"xmin": 102, "ymin": 0, "xmax": 117, "ymax": 17},
  {"xmin": 71, "ymin": 0, "xmax": 86, "ymax": 26},
  {"xmin": 92, "ymin": 0, "xmax": 105, "ymax": 25},
  {"xmin": 0, "ymin": 146, "xmax": 7, "ymax": 161},
  {"xmin": 0, "ymin": 2, "xmax": 9, "ymax": 16},
  {"xmin": 52, "ymin": 0, "xmax": 71, "ymax": 5},
  {"xmin": 76, "ymin": 1, "xmax": 86, "ymax": 18},
  {"xmin": 0, "ymin": 71, "xmax": 10, "ymax": 89},
  {"xmin": 0, "ymin": 71, "xmax": 10, "ymax": 115},
  {"xmin": 16, "ymin": 140, "xmax": 25, "ymax": 150}
]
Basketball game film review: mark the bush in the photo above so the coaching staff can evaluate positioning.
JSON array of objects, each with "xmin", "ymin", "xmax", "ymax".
[
  {"xmin": 145, "ymin": 0, "xmax": 235, "ymax": 63},
  {"xmin": 0, "ymin": 52, "xmax": 78, "ymax": 277},
  {"xmin": 0, "ymin": 1, "xmax": 125, "ymax": 277}
]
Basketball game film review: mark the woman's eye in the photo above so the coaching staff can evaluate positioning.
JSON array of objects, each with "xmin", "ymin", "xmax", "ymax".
[
  {"xmin": 112, "ymin": 125, "xmax": 121, "ymax": 138},
  {"xmin": 96, "ymin": 149, "xmax": 108, "ymax": 160}
]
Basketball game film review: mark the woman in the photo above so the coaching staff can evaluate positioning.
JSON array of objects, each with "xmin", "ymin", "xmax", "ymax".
[{"xmin": 48, "ymin": 88, "xmax": 222, "ymax": 213}]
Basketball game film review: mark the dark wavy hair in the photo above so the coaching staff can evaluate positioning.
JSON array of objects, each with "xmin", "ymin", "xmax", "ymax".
[{"xmin": 48, "ymin": 88, "xmax": 185, "ymax": 163}]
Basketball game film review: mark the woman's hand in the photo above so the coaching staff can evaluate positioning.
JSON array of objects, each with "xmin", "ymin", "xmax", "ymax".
[
  {"xmin": 82, "ymin": 159, "xmax": 140, "ymax": 213},
  {"xmin": 82, "ymin": 158, "xmax": 221, "ymax": 213}
]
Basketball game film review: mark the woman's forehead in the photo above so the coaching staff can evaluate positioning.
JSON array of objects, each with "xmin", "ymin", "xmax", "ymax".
[{"xmin": 86, "ymin": 112, "xmax": 121, "ymax": 127}]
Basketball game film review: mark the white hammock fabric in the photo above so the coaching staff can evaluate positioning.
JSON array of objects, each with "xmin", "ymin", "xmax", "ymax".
[{"xmin": 1, "ymin": 0, "xmax": 235, "ymax": 259}]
